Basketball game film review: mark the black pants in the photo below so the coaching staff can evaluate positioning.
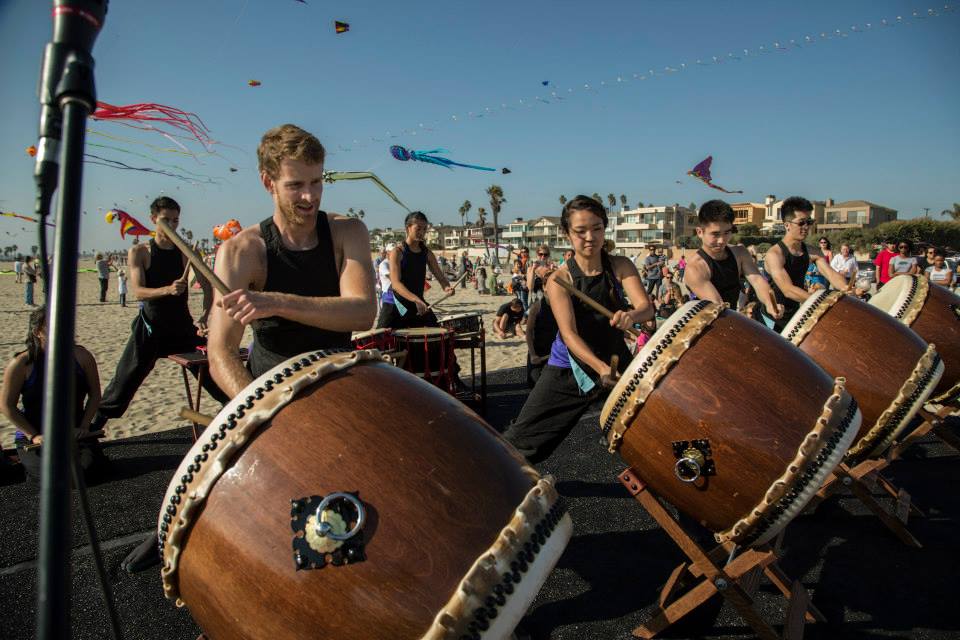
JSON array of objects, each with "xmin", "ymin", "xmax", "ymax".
[
  {"xmin": 95, "ymin": 314, "xmax": 228, "ymax": 424},
  {"xmin": 645, "ymin": 278, "xmax": 660, "ymax": 296},
  {"xmin": 376, "ymin": 301, "xmax": 439, "ymax": 330},
  {"xmin": 502, "ymin": 365, "xmax": 606, "ymax": 464},
  {"xmin": 98, "ymin": 278, "xmax": 108, "ymax": 302}
]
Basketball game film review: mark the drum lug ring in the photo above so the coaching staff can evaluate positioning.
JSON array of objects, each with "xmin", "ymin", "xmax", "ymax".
[{"xmin": 291, "ymin": 492, "xmax": 367, "ymax": 570}]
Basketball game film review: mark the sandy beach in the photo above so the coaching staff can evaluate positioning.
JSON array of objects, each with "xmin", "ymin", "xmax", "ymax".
[{"xmin": 0, "ymin": 260, "xmax": 528, "ymax": 448}]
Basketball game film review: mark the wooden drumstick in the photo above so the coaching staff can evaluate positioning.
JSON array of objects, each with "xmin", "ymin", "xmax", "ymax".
[
  {"xmin": 156, "ymin": 219, "xmax": 230, "ymax": 295},
  {"xmin": 179, "ymin": 241, "xmax": 199, "ymax": 283},
  {"xmin": 553, "ymin": 276, "xmax": 641, "ymax": 340},
  {"xmin": 425, "ymin": 271, "xmax": 470, "ymax": 311},
  {"xmin": 179, "ymin": 407, "xmax": 213, "ymax": 427}
]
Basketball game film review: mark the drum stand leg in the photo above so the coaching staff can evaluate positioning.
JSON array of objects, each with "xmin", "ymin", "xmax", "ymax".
[
  {"xmin": 808, "ymin": 460, "xmax": 922, "ymax": 548},
  {"xmin": 618, "ymin": 468, "xmax": 823, "ymax": 640},
  {"xmin": 888, "ymin": 404, "xmax": 960, "ymax": 459}
]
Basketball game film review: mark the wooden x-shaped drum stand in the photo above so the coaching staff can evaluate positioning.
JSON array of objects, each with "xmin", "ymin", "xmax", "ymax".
[{"xmin": 618, "ymin": 468, "xmax": 823, "ymax": 640}]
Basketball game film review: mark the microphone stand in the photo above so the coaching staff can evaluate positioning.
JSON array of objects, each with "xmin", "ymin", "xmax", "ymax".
[{"xmin": 34, "ymin": 2, "xmax": 108, "ymax": 639}]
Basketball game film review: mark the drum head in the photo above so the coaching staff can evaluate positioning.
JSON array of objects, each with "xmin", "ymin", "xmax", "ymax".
[
  {"xmin": 439, "ymin": 312, "xmax": 482, "ymax": 321},
  {"xmin": 869, "ymin": 274, "xmax": 924, "ymax": 323},
  {"xmin": 779, "ymin": 289, "xmax": 833, "ymax": 342}
]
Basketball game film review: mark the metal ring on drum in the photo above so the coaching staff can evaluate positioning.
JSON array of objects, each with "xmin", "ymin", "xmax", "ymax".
[
  {"xmin": 781, "ymin": 289, "xmax": 944, "ymax": 463},
  {"xmin": 600, "ymin": 300, "xmax": 862, "ymax": 547},
  {"xmin": 869, "ymin": 275, "xmax": 960, "ymax": 403},
  {"xmin": 313, "ymin": 492, "xmax": 366, "ymax": 540}
]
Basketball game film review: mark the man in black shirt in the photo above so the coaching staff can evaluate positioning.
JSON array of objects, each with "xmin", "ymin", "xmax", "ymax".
[{"xmin": 494, "ymin": 297, "xmax": 526, "ymax": 338}]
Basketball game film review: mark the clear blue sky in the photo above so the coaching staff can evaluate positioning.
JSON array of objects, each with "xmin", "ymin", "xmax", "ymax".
[{"xmin": 1, "ymin": 0, "xmax": 958, "ymax": 252}]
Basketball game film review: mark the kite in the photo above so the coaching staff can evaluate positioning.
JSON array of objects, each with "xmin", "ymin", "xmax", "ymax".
[
  {"xmin": 2, "ymin": 212, "xmax": 54, "ymax": 227},
  {"xmin": 541, "ymin": 81, "xmax": 550, "ymax": 86},
  {"xmin": 92, "ymin": 101, "xmax": 215, "ymax": 151},
  {"xmin": 229, "ymin": 167, "xmax": 238, "ymax": 172},
  {"xmin": 213, "ymin": 219, "xmax": 242, "ymax": 241},
  {"xmin": 686, "ymin": 156, "xmax": 743, "ymax": 194},
  {"xmin": 105, "ymin": 209, "xmax": 153, "ymax": 239},
  {"xmin": 501, "ymin": 168, "xmax": 512, "ymax": 175},
  {"xmin": 26, "ymin": 145, "xmax": 37, "ymax": 157},
  {"xmin": 390, "ymin": 146, "xmax": 504, "ymax": 173},
  {"xmin": 335, "ymin": 21, "xmax": 349, "ymax": 33},
  {"xmin": 248, "ymin": 80, "xmax": 261, "ymax": 87},
  {"xmin": 323, "ymin": 170, "xmax": 410, "ymax": 211}
]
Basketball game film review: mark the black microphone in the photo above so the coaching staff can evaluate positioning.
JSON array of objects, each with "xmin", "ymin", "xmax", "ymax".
[{"xmin": 34, "ymin": 0, "xmax": 108, "ymax": 219}]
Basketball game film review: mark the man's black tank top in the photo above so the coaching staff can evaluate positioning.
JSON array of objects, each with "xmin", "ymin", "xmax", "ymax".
[
  {"xmin": 249, "ymin": 212, "xmax": 350, "ymax": 377},
  {"xmin": 394, "ymin": 241, "xmax": 428, "ymax": 307},
  {"xmin": 565, "ymin": 252, "xmax": 632, "ymax": 376},
  {"xmin": 697, "ymin": 248, "xmax": 741, "ymax": 308},
  {"xmin": 143, "ymin": 239, "xmax": 193, "ymax": 333},
  {"xmin": 769, "ymin": 240, "xmax": 810, "ymax": 317}
]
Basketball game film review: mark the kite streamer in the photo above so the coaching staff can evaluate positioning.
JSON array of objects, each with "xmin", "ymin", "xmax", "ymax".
[
  {"xmin": 686, "ymin": 156, "xmax": 742, "ymax": 194},
  {"xmin": 323, "ymin": 170, "xmax": 410, "ymax": 211},
  {"xmin": 86, "ymin": 143, "xmax": 223, "ymax": 181},
  {"xmin": 85, "ymin": 153, "xmax": 222, "ymax": 185},
  {"xmin": 92, "ymin": 101, "xmax": 215, "ymax": 150},
  {"xmin": 390, "ymin": 146, "xmax": 497, "ymax": 173},
  {"xmin": 1, "ymin": 212, "xmax": 55, "ymax": 227},
  {"xmin": 326, "ymin": 5, "xmax": 955, "ymax": 154}
]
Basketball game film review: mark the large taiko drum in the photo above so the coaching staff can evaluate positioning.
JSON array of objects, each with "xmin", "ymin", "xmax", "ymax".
[
  {"xmin": 869, "ymin": 275, "xmax": 960, "ymax": 403},
  {"xmin": 394, "ymin": 327, "xmax": 456, "ymax": 391},
  {"xmin": 158, "ymin": 349, "xmax": 572, "ymax": 640},
  {"xmin": 351, "ymin": 327, "xmax": 396, "ymax": 352},
  {"xmin": 781, "ymin": 290, "xmax": 944, "ymax": 464},
  {"xmin": 601, "ymin": 301, "xmax": 861, "ymax": 547}
]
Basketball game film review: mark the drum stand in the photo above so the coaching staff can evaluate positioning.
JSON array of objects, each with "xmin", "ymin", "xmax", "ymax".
[
  {"xmin": 619, "ymin": 468, "xmax": 824, "ymax": 640},
  {"xmin": 888, "ymin": 402, "xmax": 960, "ymax": 460}
]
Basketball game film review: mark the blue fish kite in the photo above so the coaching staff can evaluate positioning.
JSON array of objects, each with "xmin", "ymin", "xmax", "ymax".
[{"xmin": 390, "ymin": 145, "xmax": 510, "ymax": 173}]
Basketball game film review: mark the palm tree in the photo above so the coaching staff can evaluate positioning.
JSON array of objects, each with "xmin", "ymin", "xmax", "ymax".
[
  {"xmin": 591, "ymin": 192, "xmax": 602, "ymax": 204},
  {"xmin": 348, "ymin": 207, "xmax": 356, "ymax": 218},
  {"xmin": 358, "ymin": 209, "xmax": 365, "ymax": 220},
  {"xmin": 486, "ymin": 185, "xmax": 506, "ymax": 265},
  {"xmin": 31, "ymin": 245, "xmax": 38, "ymax": 256},
  {"xmin": 636, "ymin": 201, "xmax": 644, "ymax": 209},
  {"xmin": 476, "ymin": 207, "xmax": 487, "ymax": 227},
  {"xmin": 941, "ymin": 203, "xmax": 960, "ymax": 221},
  {"xmin": 459, "ymin": 200, "xmax": 472, "ymax": 227},
  {"xmin": 620, "ymin": 194, "xmax": 628, "ymax": 209},
  {"xmin": 184, "ymin": 229, "xmax": 193, "ymax": 242},
  {"xmin": 559, "ymin": 195, "xmax": 567, "ymax": 206},
  {"xmin": 689, "ymin": 201, "xmax": 697, "ymax": 212},
  {"xmin": 607, "ymin": 194, "xmax": 616, "ymax": 210}
]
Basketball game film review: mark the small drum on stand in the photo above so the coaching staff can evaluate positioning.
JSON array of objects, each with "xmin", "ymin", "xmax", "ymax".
[
  {"xmin": 601, "ymin": 301, "xmax": 861, "ymax": 547},
  {"xmin": 439, "ymin": 311, "xmax": 483, "ymax": 337},
  {"xmin": 394, "ymin": 327, "xmax": 455, "ymax": 392},
  {"xmin": 351, "ymin": 328, "xmax": 396, "ymax": 353},
  {"xmin": 869, "ymin": 275, "xmax": 960, "ymax": 404},
  {"xmin": 781, "ymin": 290, "xmax": 944, "ymax": 465},
  {"xmin": 158, "ymin": 350, "xmax": 572, "ymax": 640}
]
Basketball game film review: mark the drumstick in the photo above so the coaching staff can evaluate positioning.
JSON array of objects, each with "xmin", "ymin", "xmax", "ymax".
[
  {"xmin": 425, "ymin": 271, "xmax": 470, "ymax": 311},
  {"xmin": 156, "ymin": 219, "xmax": 230, "ymax": 295},
  {"xmin": 179, "ymin": 407, "xmax": 213, "ymax": 427},
  {"xmin": 22, "ymin": 429, "xmax": 106, "ymax": 451},
  {"xmin": 178, "ymin": 241, "xmax": 199, "ymax": 283},
  {"xmin": 553, "ymin": 276, "xmax": 641, "ymax": 340}
]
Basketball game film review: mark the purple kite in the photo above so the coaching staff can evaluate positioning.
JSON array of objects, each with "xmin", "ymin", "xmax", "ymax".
[{"xmin": 686, "ymin": 156, "xmax": 743, "ymax": 194}]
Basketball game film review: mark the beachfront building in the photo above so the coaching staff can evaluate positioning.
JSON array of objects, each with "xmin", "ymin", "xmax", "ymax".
[
  {"xmin": 818, "ymin": 199, "xmax": 898, "ymax": 232},
  {"xmin": 611, "ymin": 205, "xmax": 695, "ymax": 254},
  {"xmin": 758, "ymin": 195, "xmax": 827, "ymax": 234},
  {"xmin": 502, "ymin": 219, "xmax": 531, "ymax": 247},
  {"xmin": 731, "ymin": 202, "xmax": 765, "ymax": 228}
]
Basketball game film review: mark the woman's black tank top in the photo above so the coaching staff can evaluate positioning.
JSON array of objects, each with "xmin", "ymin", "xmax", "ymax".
[
  {"xmin": 394, "ymin": 241, "xmax": 428, "ymax": 307},
  {"xmin": 565, "ymin": 253, "xmax": 632, "ymax": 375}
]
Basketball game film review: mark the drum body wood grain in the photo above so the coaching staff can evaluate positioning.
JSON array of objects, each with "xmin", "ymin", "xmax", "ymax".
[
  {"xmin": 781, "ymin": 291, "xmax": 943, "ymax": 464},
  {"xmin": 870, "ymin": 275, "xmax": 960, "ymax": 403},
  {"xmin": 159, "ymin": 350, "xmax": 571, "ymax": 640},
  {"xmin": 601, "ymin": 301, "xmax": 861, "ymax": 546}
]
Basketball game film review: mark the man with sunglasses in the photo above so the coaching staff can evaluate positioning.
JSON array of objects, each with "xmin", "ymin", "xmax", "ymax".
[{"xmin": 762, "ymin": 196, "xmax": 850, "ymax": 331}]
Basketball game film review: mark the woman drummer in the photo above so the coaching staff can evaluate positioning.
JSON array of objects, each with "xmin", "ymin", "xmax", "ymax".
[
  {"xmin": 503, "ymin": 196, "xmax": 653, "ymax": 463},
  {"xmin": 377, "ymin": 211, "xmax": 455, "ymax": 329}
]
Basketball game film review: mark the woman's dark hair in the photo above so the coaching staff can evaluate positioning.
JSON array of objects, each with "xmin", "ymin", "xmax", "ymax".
[
  {"xmin": 818, "ymin": 236, "xmax": 832, "ymax": 250},
  {"xmin": 698, "ymin": 199, "xmax": 735, "ymax": 225},
  {"xmin": 560, "ymin": 195, "xmax": 607, "ymax": 234},
  {"xmin": 404, "ymin": 211, "xmax": 429, "ymax": 227},
  {"xmin": 898, "ymin": 239, "xmax": 913, "ymax": 252},
  {"xmin": 25, "ymin": 306, "xmax": 47, "ymax": 364}
]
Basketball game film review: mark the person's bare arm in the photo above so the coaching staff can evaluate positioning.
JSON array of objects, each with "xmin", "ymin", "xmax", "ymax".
[
  {"xmin": 75, "ymin": 345, "xmax": 101, "ymax": 434},
  {"xmin": 426, "ymin": 250, "xmax": 454, "ymax": 293},
  {"xmin": 809, "ymin": 248, "xmax": 851, "ymax": 292},
  {"xmin": 735, "ymin": 247, "xmax": 782, "ymax": 318},
  {"xmin": 765, "ymin": 246, "xmax": 809, "ymax": 304},
  {"xmin": 614, "ymin": 257, "xmax": 654, "ymax": 327},
  {"xmin": 0, "ymin": 356, "xmax": 39, "ymax": 441},
  {"xmin": 682, "ymin": 256, "xmax": 725, "ymax": 304},
  {"xmin": 908, "ymin": 261, "xmax": 919, "ymax": 276},
  {"xmin": 218, "ymin": 217, "xmax": 378, "ymax": 330},
  {"xmin": 208, "ymin": 232, "xmax": 263, "ymax": 398},
  {"xmin": 129, "ymin": 243, "xmax": 185, "ymax": 300}
]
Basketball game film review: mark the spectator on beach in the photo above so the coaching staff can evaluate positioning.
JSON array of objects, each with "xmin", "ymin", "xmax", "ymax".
[
  {"xmin": 873, "ymin": 238, "xmax": 898, "ymax": 290},
  {"xmin": 829, "ymin": 243, "xmax": 858, "ymax": 285},
  {"xmin": 527, "ymin": 245, "xmax": 554, "ymax": 306},
  {"xmin": 117, "ymin": 268, "xmax": 128, "ymax": 307},
  {"xmin": 924, "ymin": 251, "xmax": 955, "ymax": 288},
  {"xmin": 817, "ymin": 237, "xmax": 833, "ymax": 264},
  {"xmin": 804, "ymin": 262, "xmax": 827, "ymax": 291},
  {"xmin": 477, "ymin": 265, "xmax": 489, "ymax": 294},
  {"xmin": 561, "ymin": 249, "xmax": 574, "ymax": 265},
  {"xmin": 13, "ymin": 256, "xmax": 23, "ymax": 283},
  {"xmin": 23, "ymin": 256, "xmax": 37, "ymax": 306},
  {"xmin": 676, "ymin": 253, "xmax": 686, "ymax": 282},
  {"xmin": 0, "ymin": 306, "xmax": 107, "ymax": 483},
  {"xmin": 643, "ymin": 247, "xmax": 664, "ymax": 296},
  {"xmin": 635, "ymin": 319, "xmax": 657, "ymax": 349},
  {"xmin": 512, "ymin": 247, "xmax": 530, "ymax": 310},
  {"xmin": 657, "ymin": 272, "xmax": 683, "ymax": 317},
  {"xmin": 888, "ymin": 240, "xmax": 919, "ymax": 279},
  {"xmin": 917, "ymin": 245, "xmax": 937, "ymax": 272},
  {"xmin": 377, "ymin": 243, "xmax": 395, "ymax": 308},
  {"xmin": 95, "ymin": 252, "xmax": 112, "ymax": 303},
  {"xmin": 494, "ymin": 297, "xmax": 526, "ymax": 339}
]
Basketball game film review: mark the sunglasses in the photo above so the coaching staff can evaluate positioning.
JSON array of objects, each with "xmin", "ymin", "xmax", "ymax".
[
  {"xmin": 537, "ymin": 252, "xmax": 548, "ymax": 257},
  {"xmin": 790, "ymin": 220, "xmax": 814, "ymax": 227}
]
